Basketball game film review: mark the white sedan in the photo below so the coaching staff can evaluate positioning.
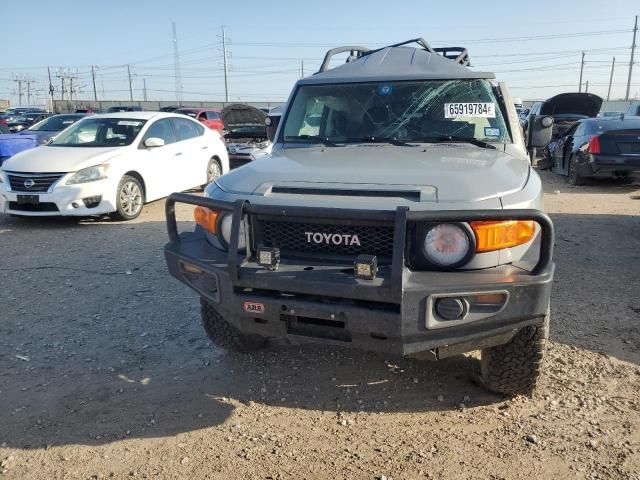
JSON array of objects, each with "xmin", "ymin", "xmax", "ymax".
[{"xmin": 0, "ymin": 112, "xmax": 229, "ymax": 220}]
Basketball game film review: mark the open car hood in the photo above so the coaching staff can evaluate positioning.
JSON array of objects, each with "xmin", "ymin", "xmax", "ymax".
[
  {"xmin": 540, "ymin": 93, "xmax": 602, "ymax": 118},
  {"xmin": 221, "ymin": 104, "xmax": 267, "ymax": 128}
]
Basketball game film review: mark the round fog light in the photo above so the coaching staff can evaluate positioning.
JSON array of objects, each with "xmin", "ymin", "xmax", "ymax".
[{"xmin": 435, "ymin": 297, "xmax": 467, "ymax": 321}]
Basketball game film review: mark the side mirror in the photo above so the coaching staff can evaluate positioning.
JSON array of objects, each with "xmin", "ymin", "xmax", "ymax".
[
  {"xmin": 527, "ymin": 115, "xmax": 554, "ymax": 148},
  {"xmin": 265, "ymin": 115, "xmax": 281, "ymax": 143},
  {"xmin": 144, "ymin": 137, "xmax": 165, "ymax": 148}
]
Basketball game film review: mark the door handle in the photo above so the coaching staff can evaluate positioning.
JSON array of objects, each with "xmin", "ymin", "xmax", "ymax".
[
  {"xmin": 175, "ymin": 152, "xmax": 183, "ymax": 156},
  {"xmin": 201, "ymin": 146, "xmax": 209, "ymax": 150}
]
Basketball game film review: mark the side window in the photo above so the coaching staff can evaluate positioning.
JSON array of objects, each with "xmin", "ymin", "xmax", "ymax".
[
  {"xmin": 197, "ymin": 112, "xmax": 207, "ymax": 121},
  {"xmin": 171, "ymin": 118, "xmax": 204, "ymax": 141},
  {"xmin": 142, "ymin": 119, "xmax": 177, "ymax": 145},
  {"xmin": 572, "ymin": 123, "xmax": 584, "ymax": 137},
  {"xmin": 205, "ymin": 111, "xmax": 220, "ymax": 120}
]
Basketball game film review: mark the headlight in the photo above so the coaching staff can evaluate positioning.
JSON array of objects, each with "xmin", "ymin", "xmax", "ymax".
[
  {"xmin": 255, "ymin": 141, "xmax": 270, "ymax": 149},
  {"xmin": 66, "ymin": 165, "xmax": 109, "ymax": 185},
  {"xmin": 218, "ymin": 213, "xmax": 247, "ymax": 250},
  {"xmin": 423, "ymin": 223, "xmax": 471, "ymax": 267}
]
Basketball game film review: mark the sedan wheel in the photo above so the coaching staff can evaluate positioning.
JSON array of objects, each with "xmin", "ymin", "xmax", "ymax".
[
  {"xmin": 113, "ymin": 175, "xmax": 144, "ymax": 220},
  {"xmin": 206, "ymin": 159, "xmax": 222, "ymax": 184}
]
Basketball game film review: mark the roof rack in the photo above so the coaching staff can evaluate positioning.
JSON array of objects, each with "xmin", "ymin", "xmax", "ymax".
[{"xmin": 316, "ymin": 38, "xmax": 470, "ymax": 73}]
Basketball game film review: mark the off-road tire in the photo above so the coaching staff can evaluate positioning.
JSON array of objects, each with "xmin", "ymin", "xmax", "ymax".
[
  {"xmin": 479, "ymin": 310, "xmax": 549, "ymax": 396},
  {"xmin": 200, "ymin": 298, "xmax": 266, "ymax": 353},
  {"xmin": 567, "ymin": 156, "xmax": 585, "ymax": 186}
]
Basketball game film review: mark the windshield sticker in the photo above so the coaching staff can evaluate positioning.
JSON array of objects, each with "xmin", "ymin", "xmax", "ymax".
[
  {"xmin": 444, "ymin": 103, "xmax": 496, "ymax": 118},
  {"xmin": 62, "ymin": 120, "xmax": 75, "ymax": 124},
  {"xmin": 484, "ymin": 127, "xmax": 501, "ymax": 137},
  {"xmin": 117, "ymin": 121, "xmax": 142, "ymax": 126},
  {"xmin": 378, "ymin": 84, "xmax": 393, "ymax": 96}
]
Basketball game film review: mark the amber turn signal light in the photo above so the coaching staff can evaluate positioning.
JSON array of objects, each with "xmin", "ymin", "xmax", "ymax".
[
  {"xmin": 471, "ymin": 220, "xmax": 535, "ymax": 253},
  {"xmin": 194, "ymin": 206, "xmax": 220, "ymax": 234}
]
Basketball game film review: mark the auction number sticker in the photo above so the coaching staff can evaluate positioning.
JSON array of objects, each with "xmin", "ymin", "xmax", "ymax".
[
  {"xmin": 444, "ymin": 103, "xmax": 496, "ymax": 118},
  {"xmin": 117, "ymin": 120, "xmax": 142, "ymax": 126}
]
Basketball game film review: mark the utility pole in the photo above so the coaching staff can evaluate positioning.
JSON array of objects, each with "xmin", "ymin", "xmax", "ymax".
[
  {"xmin": 13, "ymin": 76, "xmax": 24, "ymax": 106},
  {"xmin": 172, "ymin": 21, "xmax": 183, "ymax": 104},
  {"xmin": 300, "ymin": 60, "xmax": 304, "ymax": 78},
  {"xmin": 47, "ymin": 67, "xmax": 55, "ymax": 111},
  {"xmin": 127, "ymin": 64, "xmax": 134, "ymax": 101},
  {"xmin": 25, "ymin": 77, "xmax": 35, "ymax": 105},
  {"xmin": 607, "ymin": 57, "xmax": 616, "ymax": 101},
  {"xmin": 91, "ymin": 65, "xmax": 98, "ymax": 101},
  {"xmin": 625, "ymin": 15, "xmax": 638, "ymax": 101},
  {"xmin": 585, "ymin": 80, "xmax": 589, "ymax": 93},
  {"xmin": 221, "ymin": 26, "xmax": 229, "ymax": 102},
  {"xmin": 578, "ymin": 52, "xmax": 585, "ymax": 93},
  {"xmin": 143, "ymin": 78, "xmax": 148, "ymax": 101},
  {"xmin": 56, "ymin": 68, "xmax": 67, "ymax": 101}
]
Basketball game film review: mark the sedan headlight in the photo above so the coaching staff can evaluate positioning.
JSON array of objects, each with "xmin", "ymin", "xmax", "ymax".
[
  {"xmin": 66, "ymin": 165, "xmax": 109, "ymax": 185},
  {"xmin": 423, "ymin": 223, "xmax": 471, "ymax": 267}
]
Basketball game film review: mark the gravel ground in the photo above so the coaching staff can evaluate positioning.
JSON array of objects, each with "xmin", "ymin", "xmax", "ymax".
[{"xmin": 0, "ymin": 171, "xmax": 639, "ymax": 479}]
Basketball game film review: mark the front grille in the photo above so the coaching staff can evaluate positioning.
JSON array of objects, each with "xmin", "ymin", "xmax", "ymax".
[
  {"xmin": 7, "ymin": 172, "xmax": 65, "ymax": 192},
  {"xmin": 253, "ymin": 218, "xmax": 395, "ymax": 261},
  {"xmin": 9, "ymin": 202, "xmax": 59, "ymax": 212}
]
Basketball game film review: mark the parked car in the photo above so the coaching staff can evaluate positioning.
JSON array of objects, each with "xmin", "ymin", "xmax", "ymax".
[
  {"xmin": 625, "ymin": 104, "xmax": 640, "ymax": 116},
  {"xmin": 0, "ymin": 112, "xmax": 229, "ymax": 220},
  {"xmin": 7, "ymin": 112, "xmax": 52, "ymax": 132},
  {"xmin": 106, "ymin": 105, "xmax": 143, "ymax": 113},
  {"xmin": 521, "ymin": 93, "xmax": 602, "ymax": 159},
  {"xmin": 162, "ymin": 37, "xmax": 556, "ymax": 396},
  {"xmin": 540, "ymin": 116, "xmax": 640, "ymax": 184},
  {"xmin": 175, "ymin": 108, "xmax": 223, "ymax": 131},
  {"xmin": 0, "ymin": 135, "xmax": 39, "ymax": 167},
  {"xmin": 221, "ymin": 104, "xmax": 270, "ymax": 169},
  {"xmin": 159, "ymin": 106, "xmax": 179, "ymax": 112},
  {"xmin": 9, "ymin": 113, "xmax": 88, "ymax": 145},
  {"xmin": 3, "ymin": 107, "xmax": 47, "ymax": 122}
]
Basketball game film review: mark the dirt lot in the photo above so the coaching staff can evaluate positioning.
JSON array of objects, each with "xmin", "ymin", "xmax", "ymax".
[{"xmin": 0, "ymin": 171, "xmax": 639, "ymax": 480}]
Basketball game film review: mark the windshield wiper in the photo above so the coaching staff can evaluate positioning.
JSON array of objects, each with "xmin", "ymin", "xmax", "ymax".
[
  {"xmin": 343, "ymin": 136, "xmax": 415, "ymax": 147},
  {"xmin": 284, "ymin": 135, "xmax": 341, "ymax": 147},
  {"xmin": 421, "ymin": 136, "xmax": 496, "ymax": 149}
]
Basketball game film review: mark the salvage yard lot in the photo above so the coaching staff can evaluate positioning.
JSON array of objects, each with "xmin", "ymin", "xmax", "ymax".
[{"xmin": 0, "ymin": 171, "xmax": 639, "ymax": 479}]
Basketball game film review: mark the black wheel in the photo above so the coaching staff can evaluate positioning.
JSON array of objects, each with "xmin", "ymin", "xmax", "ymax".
[
  {"xmin": 567, "ymin": 156, "xmax": 585, "ymax": 186},
  {"xmin": 479, "ymin": 309, "xmax": 549, "ymax": 396},
  {"xmin": 205, "ymin": 158, "xmax": 222, "ymax": 186},
  {"xmin": 200, "ymin": 298, "xmax": 266, "ymax": 353},
  {"xmin": 112, "ymin": 175, "xmax": 144, "ymax": 221}
]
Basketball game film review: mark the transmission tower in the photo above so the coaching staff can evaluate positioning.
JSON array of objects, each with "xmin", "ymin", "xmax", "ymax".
[{"xmin": 172, "ymin": 21, "xmax": 183, "ymax": 104}]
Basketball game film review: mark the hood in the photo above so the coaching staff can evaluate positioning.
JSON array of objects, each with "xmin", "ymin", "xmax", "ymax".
[
  {"xmin": 1, "ymin": 145, "xmax": 124, "ymax": 173},
  {"xmin": 221, "ymin": 104, "xmax": 267, "ymax": 128},
  {"xmin": 216, "ymin": 144, "xmax": 529, "ymax": 203},
  {"xmin": 540, "ymin": 93, "xmax": 602, "ymax": 118}
]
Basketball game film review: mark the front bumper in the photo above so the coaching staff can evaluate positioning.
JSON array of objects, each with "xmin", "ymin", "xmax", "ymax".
[
  {"xmin": 164, "ymin": 194, "xmax": 555, "ymax": 357},
  {"xmin": 0, "ymin": 178, "xmax": 116, "ymax": 216}
]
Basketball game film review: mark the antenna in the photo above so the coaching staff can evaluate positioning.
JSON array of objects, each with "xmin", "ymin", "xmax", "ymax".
[{"xmin": 172, "ymin": 21, "xmax": 183, "ymax": 104}]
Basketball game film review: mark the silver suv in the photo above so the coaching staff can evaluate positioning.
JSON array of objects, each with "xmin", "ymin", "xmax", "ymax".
[{"xmin": 164, "ymin": 38, "xmax": 555, "ymax": 395}]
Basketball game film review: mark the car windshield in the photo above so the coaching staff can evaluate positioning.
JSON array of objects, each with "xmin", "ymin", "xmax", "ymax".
[
  {"xmin": 50, "ymin": 118, "xmax": 146, "ymax": 147},
  {"xmin": 13, "ymin": 114, "xmax": 38, "ymax": 123},
  {"xmin": 29, "ymin": 115, "xmax": 81, "ymax": 132},
  {"xmin": 281, "ymin": 79, "xmax": 511, "ymax": 145}
]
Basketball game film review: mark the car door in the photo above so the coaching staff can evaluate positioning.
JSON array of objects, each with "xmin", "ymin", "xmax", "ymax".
[
  {"xmin": 553, "ymin": 123, "xmax": 578, "ymax": 173},
  {"xmin": 170, "ymin": 117, "xmax": 209, "ymax": 190},
  {"xmin": 137, "ymin": 118, "xmax": 181, "ymax": 200}
]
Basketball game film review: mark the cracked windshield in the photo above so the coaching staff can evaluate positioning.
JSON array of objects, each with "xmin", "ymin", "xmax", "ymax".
[{"xmin": 282, "ymin": 79, "xmax": 511, "ymax": 145}]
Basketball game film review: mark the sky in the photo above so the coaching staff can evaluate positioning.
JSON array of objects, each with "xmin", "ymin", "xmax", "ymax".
[{"xmin": 1, "ymin": 0, "xmax": 639, "ymax": 107}]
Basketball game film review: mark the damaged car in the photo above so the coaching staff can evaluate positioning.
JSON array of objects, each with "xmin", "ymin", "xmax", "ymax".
[
  {"xmin": 221, "ymin": 104, "xmax": 272, "ymax": 169},
  {"xmin": 540, "ymin": 116, "xmax": 640, "ymax": 184},
  {"xmin": 522, "ymin": 93, "xmax": 602, "ymax": 160}
]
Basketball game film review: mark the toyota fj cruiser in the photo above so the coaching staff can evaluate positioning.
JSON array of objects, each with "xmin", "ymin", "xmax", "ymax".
[{"xmin": 164, "ymin": 38, "xmax": 556, "ymax": 395}]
